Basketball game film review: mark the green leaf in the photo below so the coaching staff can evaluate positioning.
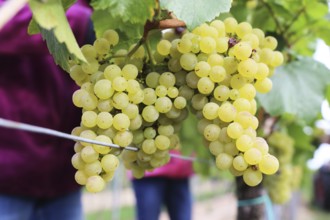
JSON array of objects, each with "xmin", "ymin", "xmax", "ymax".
[
  {"xmin": 28, "ymin": 0, "xmax": 77, "ymax": 35},
  {"xmin": 326, "ymin": 85, "xmax": 330, "ymax": 104},
  {"xmin": 160, "ymin": 0, "xmax": 231, "ymax": 30},
  {"xmin": 257, "ymin": 58, "xmax": 330, "ymax": 123},
  {"xmin": 287, "ymin": 123, "xmax": 314, "ymax": 152},
  {"xmin": 91, "ymin": 0, "xmax": 155, "ymax": 24},
  {"xmin": 91, "ymin": 9, "xmax": 143, "ymax": 39},
  {"xmin": 29, "ymin": 0, "xmax": 86, "ymax": 71}
]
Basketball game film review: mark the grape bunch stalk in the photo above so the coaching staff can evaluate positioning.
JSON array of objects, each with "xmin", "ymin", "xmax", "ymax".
[{"xmin": 67, "ymin": 16, "xmax": 283, "ymax": 193}]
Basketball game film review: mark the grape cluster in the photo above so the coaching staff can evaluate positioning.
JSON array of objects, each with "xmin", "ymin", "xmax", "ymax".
[
  {"xmin": 263, "ymin": 131, "xmax": 296, "ymax": 204},
  {"xmin": 68, "ymin": 16, "xmax": 283, "ymax": 192},
  {"xmin": 154, "ymin": 17, "xmax": 282, "ymax": 186}
]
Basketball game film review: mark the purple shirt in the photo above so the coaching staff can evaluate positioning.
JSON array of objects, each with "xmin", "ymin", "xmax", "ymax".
[{"xmin": 0, "ymin": 1, "xmax": 91, "ymax": 198}]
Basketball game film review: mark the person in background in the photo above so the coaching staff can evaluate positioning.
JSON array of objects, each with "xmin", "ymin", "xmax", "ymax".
[
  {"xmin": 131, "ymin": 149, "xmax": 194, "ymax": 220},
  {"xmin": 0, "ymin": 1, "xmax": 92, "ymax": 219}
]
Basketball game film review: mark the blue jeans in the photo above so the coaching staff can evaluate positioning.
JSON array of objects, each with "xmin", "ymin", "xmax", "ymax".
[
  {"xmin": 0, "ymin": 189, "xmax": 83, "ymax": 220},
  {"xmin": 132, "ymin": 177, "xmax": 192, "ymax": 220}
]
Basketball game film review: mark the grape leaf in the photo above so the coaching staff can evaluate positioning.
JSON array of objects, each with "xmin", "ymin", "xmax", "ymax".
[
  {"xmin": 91, "ymin": 9, "xmax": 143, "ymax": 39},
  {"xmin": 91, "ymin": 0, "xmax": 155, "ymax": 24},
  {"xmin": 160, "ymin": 0, "xmax": 231, "ymax": 30},
  {"xmin": 29, "ymin": 0, "xmax": 86, "ymax": 71},
  {"xmin": 257, "ymin": 58, "xmax": 330, "ymax": 123}
]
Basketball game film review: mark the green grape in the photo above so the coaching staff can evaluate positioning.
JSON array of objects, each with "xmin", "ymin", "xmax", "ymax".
[
  {"xmin": 96, "ymin": 112, "xmax": 113, "ymax": 129},
  {"xmin": 155, "ymin": 135, "xmax": 171, "ymax": 150},
  {"xmin": 101, "ymin": 154, "xmax": 119, "ymax": 172},
  {"xmin": 186, "ymin": 71, "xmax": 199, "ymax": 89},
  {"xmin": 142, "ymin": 105, "xmax": 159, "ymax": 122},
  {"xmin": 122, "ymin": 64, "xmax": 138, "ymax": 80},
  {"xmin": 75, "ymin": 170, "xmax": 88, "ymax": 185},
  {"xmin": 242, "ymin": 33, "xmax": 259, "ymax": 49},
  {"xmin": 191, "ymin": 94, "xmax": 208, "ymax": 111},
  {"xmin": 229, "ymin": 89, "xmax": 239, "ymax": 101},
  {"xmin": 158, "ymin": 125, "xmax": 174, "ymax": 136},
  {"xmin": 112, "ymin": 76, "xmax": 128, "ymax": 92},
  {"xmin": 155, "ymin": 85, "xmax": 168, "ymax": 97},
  {"xmin": 208, "ymin": 53, "xmax": 224, "ymax": 66},
  {"xmin": 84, "ymin": 160, "xmax": 102, "ymax": 176},
  {"xmin": 262, "ymin": 36, "xmax": 278, "ymax": 50},
  {"xmin": 173, "ymin": 96, "xmax": 187, "ymax": 109},
  {"xmin": 129, "ymin": 115, "xmax": 143, "ymax": 131},
  {"xmin": 80, "ymin": 92, "xmax": 98, "ymax": 111},
  {"xmin": 270, "ymin": 51, "xmax": 284, "ymax": 67},
  {"xmin": 159, "ymin": 72, "xmax": 176, "ymax": 88},
  {"xmin": 223, "ymin": 57, "xmax": 238, "ymax": 74},
  {"xmin": 197, "ymin": 77, "xmax": 214, "ymax": 94},
  {"xmin": 238, "ymin": 58, "xmax": 258, "ymax": 78},
  {"xmin": 113, "ymin": 113, "xmax": 130, "ymax": 131},
  {"xmin": 224, "ymin": 17, "xmax": 238, "ymax": 34},
  {"xmin": 86, "ymin": 175, "xmax": 106, "ymax": 193},
  {"xmin": 253, "ymin": 137, "xmax": 269, "ymax": 155},
  {"xmin": 93, "ymin": 38, "xmax": 110, "ymax": 55},
  {"xmin": 233, "ymin": 42, "xmax": 252, "ymax": 61},
  {"xmin": 167, "ymin": 87, "xmax": 179, "ymax": 98},
  {"xmin": 114, "ymin": 130, "xmax": 133, "ymax": 147},
  {"xmin": 213, "ymin": 85, "xmax": 230, "ymax": 102},
  {"xmin": 209, "ymin": 141, "xmax": 224, "ymax": 156},
  {"xmin": 243, "ymin": 168, "xmax": 263, "ymax": 186},
  {"xmin": 199, "ymin": 37, "xmax": 216, "ymax": 54},
  {"xmin": 209, "ymin": 65, "xmax": 226, "ymax": 83},
  {"xmin": 210, "ymin": 20, "xmax": 225, "ymax": 37},
  {"xmin": 155, "ymin": 97, "xmax": 173, "ymax": 113},
  {"xmin": 102, "ymin": 171, "xmax": 115, "ymax": 182},
  {"xmin": 122, "ymin": 103, "xmax": 139, "ymax": 119},
  {"xmin": 216, "ymin": 37, "xmax": 229, "ymax": 54},
  {"xmin": 255, "ymin": 63, "xmax": 269, "ymax": 80},
  {"xmin": 146, "ymin": 72, "xmax": 160, "ymax": 88},
  {"xmin": 177, "ymin": 38, "xmax": 192, "ymax": 53},
  {"xmin": 143, "ymin": 88, "xmax": 157, "ymax": 105},
  {"xmin": 143, "ymin": 127, "xmax": 157, "ymax": 139},
  {"xmin": 195, "ymin": 61, "xmax": 211, "ymax": 77},
  {"xmin": 233, "ymin": 98, "xmax": 251, "ymax": 112},
  {"xmin": 142, "ymin": 139, "xmax": 157, "ymax": 154},
  {"xmin": 93, "ymin": 135, "xmax": 112, "ymax": 154},
  {"xmin": 112, "ymin": 92, "xmax": 129, "ymax": 110},
  {"xmin": 79, "ymin": 129, "xmax": 97, "ymax": 146},
  {"xmin": 70, "ymin": 65, "xmax": 87, "ymax": 82},
  {"xmin": 129, "ymin": 43, "xmax": 145, "ymax": 59},
  {"xmin": 179, "ymin": 85, "xmax": 194, "ymax": 100},
  {"xmin": 233, "ymin": 155, "xmax": 248, "ymax": 171},
  {"xmin": 204, "ymin": 124, "xmax": 221, "ymax": 141},
  {"xmin": 230, "ymin": 74, "xmax": 247, "ymax": 89},
  {"xmin": 74, "ymin": 142, "xmax": 84, "ymax": 153},
  {"xmin": 203, "ymin": 102, "xmax": 219, "ymax": 120},
  {"xmin": 97, "ymin": 99, "xmax": 112, "ymax": 112},
  {"xmin": 235, "ymin": 111, "xmax": 253, "ymax": 129},
  {"xmin": 104, "ymin": 64, "xmax": 122, "ymax": 81},
  {"xmin": 227, "ymin": 122, "xmax": 244, "ymax": 139},
  {"xmin": 235, "ymin": 22, "xmax": 252, "ymax": 39},
  {"xmin": 103, "ymin": 29, "xmax": 119, "ymax": 46},
  {"xmin": 236, "ymin": 134, "xmax": 254, "ymax": 152},
  {"xmin": 126, "ymin": 79, "xmax": 141, "ymax": 94},
  {"xmin": 218, "ymin": 102, "xmax": 237, "ymax": 123},
  {"xmin": 239, "ymin": 83, "xmax": 256, "ymax": 100},
  {"xmin": 244, "ymin": 148, "xmax": 262, "ymax": 165},
  {"xmin": 72, "ymin": 152, "xmax": 86, "ymax": 169},
  {"xmin": 81, "ymin": 44, "xmax": 97, "ymax": 60},
  {"xmin": 255, "ymin": 77, "xmax": 272, "ymax": 93},
  {"xmin": 224, "ymin": 142, "xmax": 239, "ymax": 156},
  {"xmin": 157, "ymin": 39, "xmax": 172, "ymax": 56},
  {"xmin": 82, "ymin": 111, "xmax": 97, "ymax": 128},
  {"xmin": 259, "ymin": 154, "xmax": 279, "ymax": 175},
  {"xmin": 180, "ymin": 53, "xmax": 198, "ymax": 71},
  {"xmin": 216, "ymin": 153, "xmax": 233, "ymax": 170},
  {"xmin": 81, "ymin": 59, "xmax": 99, "ymax": 74}
]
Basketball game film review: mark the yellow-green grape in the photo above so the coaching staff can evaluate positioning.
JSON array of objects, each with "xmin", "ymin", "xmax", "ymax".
[
  {"xmin": 112, "ymin": 92, "xmax": 129, "ymax": 110},
  {"xmin": 199, "ymin": 37, "xmax": 216, "ymax": 54},
  {"xmin": 113, "ymin": 113, "xmax": 130, "ymax": 131},
  {"xmin": 224, "ymin": 142, "xmax": 239, "ymax": 156},
  {"xmin": 219, "ymin": 127, "xmax": 232, "ymax": 143},
  {"xmin": 244, "ymin": 148, "xmax": 262, "ymax": 165},
  {"xmin": 142, "ymin": 105, "xmax": 159, "ymax": 122},
  {"xmin": 79, "ymin": 129, "xmax": 97, "ymax": 146},
  {"xmin": 244, "ymin": 127, "xmax": 257, "ymax": 138},
  {"xmin": 238, "ymin": 58, "xmax": 258, "ymax": 78},
  {"xmin": 114, "ymin": 130, "xmax": 133, "ymax": 147},
  {"xmin": 155, "ymin": 85, "xmax": 168, "ymax": 97},
  {"xmin": 210, "ymin": 19, "xmax": 225, "ymax": 37},
  {"xmin": 103, "ymin": 64, "xmax": 122, "ymax": 81},
  {"xmin": 81, "ymin": 59, "xmax": 99, "ymax": 74},
  {"xmin": 233, "ymin": 155, "xmax": 249, "ymax": 171},
  {"xmin": 197, "ymin": 77, "xmax": 214, "ymax": 95},
  {"xmin": 235, "ymin": 22, "xmax": 252, "ymax": 39},
  {"xmin": 233, "ymin": 98, "xmax": 251, "ymax": 112},
  {"xmin": 146, "ymin": 72, "xmax": 160, "ymax": 88},
  {"xmin": 180, "ymin": 53, "xmax": 198, "ymax": 71},
  {"xmin": 84, "ymin": 160, "xmax": 102, "ymax": 176},
  {"xmin": 103, "ymin": 29, "xmax": 119, "ymax": 46},
  {"xmin": 143, "ymin": 127, "xmax": 157, "ymax": 139},
  {"xmin": 101, "ymin": 154, "xmax": 119, "ymax": 172},
  {"xmin": 102, "ymin": 171, "xmax": 115, "ymax": 182},
  {"xmin": 97, "ymin": 99, "xmax": 113, "ymax": 112},
  {"xmin": 86, "ymin": 175, "xmax": 106, "ymax": 193},
  {"xmin": 233, "ymin": 42, "xmax": 252, "ymax": 61},
  {"xmin": 252, "ymin": 28, "xmax": 265, "ymax": 43},
  {"xmin": 155, "ymin": 97, "xmax": 173, "ymax": 113},
  {"xmin": 112, "ymin": 76, "xmax": 128, "ymax": 92},
  {"xmin": 155, "ymin": 135, "xmax": 171, "ymax": 150},
  {"xmin": 259, "ymin": 154, "xmax": 279, "ymax": 175},
  {"xmin": 142, "ymin": 139, "xmax": 157, "ymax": 154},
  {"xmin": 270, "ymin": 51, "xmax": 284, "ymax": 67},
  {"xmin": 129, "ymin": 43, "xmax": 145, "ymax": 59},
  {"xmin": 259, "ymin": 48, "xmax": 273, "ymax": 65},
  {"xmin": 186, "ymin": 71, "xmax": 199, "ymax": 89},
  {"xmin": 213, "ymin": 85, "xmax": 230, "ymax": 101},
  {"xmin": 223, "ymin": 57, "xmax": 238, "ymax": 74},
  {"xmin": 236, "ymin": 134, "xmax": 254, "ymax": 152},
  {"xmin": 218, "ymin": 102, "xmax": 237, "ymax": 123},
  {"xmin": 81, "ymin": 111, "xmax": 97, "ymax": 128},
  {"xmin": 71, "ymin": 152, "xmax": 86, "ymax": 169},
  {"xmin": 209, "ymin": 65, "xmax": 226, "ymax": 83},
  {"xmin": 96, "ymin": 112, "xmax": 112, "ymax": 129},
  {"xmin": 230, "ymin": 74, "xmax": 247, "ymax": 89},
  {"xmin": 93, "ymin": 135, "xmax": 112, "ymax": 154},
  {"xmin": 204, "ymin": 124, "xmax": 221, "ymax": 141},
  {"xmin": 209, "ymin": 141, "xmax": 224, "ymax": 156},
  {"xmin": 177, "ymin": 38, "xmax": 192, "ymax": 53},
  {"xmin": 74, "ymin": 142, "xmax": 84, "ymax": 153},
  {"xmin": 126, "ymin": 79, "xmax": 141, "ymax": 94},
  {"xmin": 157, "ymin": 39, "xmax": 172, "ymax": 56},
  {"xmin": 216, "ymin": 152, "xmax": 233, "ymax": 170},
  {"xmin": 128, "ymin": 90, "xmax": 144, "ymax": 104},
  {"xmin": 81, "ymin": 44, "xmax": 97, "ymax": 60},
  {"xmin": 174, "ymin": 96, "xmax": 187, "ymax": 109},
  {"xmin": 80, "ymin": 92, "xmax": 98, "ymax": 111},
  {"xmin": 227, "ymin": 122, "xmax": 244, "ymax": 139},
  {"xmin": 167, "ymin": 87, "xmax": 179, "ymax": 98},
  {"xmin": 229, "ymin": 89, "xmax": 239, "ymax": 100},
  {"xmin": 122, "ymin": 64, "xmax": 138, "ymax": 80},
  {"xmin": 262, "ymin": 36, "xmax": 278, "ymax": 50},
  {"xmin": 243, "ymin": 167, "xmax": 263, "ymax": 186},
  {"xmin": 159, "ymin": 72, "xmax": 176, "ymax": 88},
  {"xmin": 242, "ymin": 33, "xmax": 259, "ymax": 49},
  {"xmin": 208, "ymin": 53, "xmax": 224, "ymax": 66},
  {"xmin": 254, "ymin": 78, "xmax": 273, "ymax": 93},
  {"xmin": 93, "ymin": 38, "xmax": 110, "ymax": 55},
  {"xmin": 203, "ymin": 102, "xmax": 219, "ymax": 120},
  {"xmin": 75, "ymin": 170, "xmax": 88, "ymax": 185},
  {"xmin": 253, "ymin": 137, "xmax": 269, "ymax": 155},
  {"xmin": 122, "ymin": 103, "xmax": 139, "ymax": 119},
  {"xmin": 195, "ymin": 61, "xmax": 211, "ymax": 77},
  {"xmin": 129, "ymin": 115, "xmax": 143, "ymax": 131},
  {"xmin": 216, "ymin": 37, "xmax": 229, "ymax": 53},
  {"xmin": 158, "ymin": 125, "xmax": 174, "ymax": 136},
  {"xmin": 239, "ymin": 84, "xmax": 256, "ymax": 100},
  {"xmin": 234, "ymin": 111, "xmax": 253, "ymax": 129},
  {"xmin": 224, "ymin": 17, "xmax": 238, "ymax": 34},
  {"xmin": 255, "ymin": 63, "xmax": 269, "ymax": 80},
  {"xmin": 80, "ymin": 146, "xmax": 99, "ymax": 164},
  {"xmin": 143, "ymin": 88, "xmax": 157, "ymax": 106},
  {"xmin": 72, "ymin": 89, "xmax": 87, "ymax": 108},
  {"xmin": 70, "ymin": 65, "xmax": 87, "ymax": 82}
]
